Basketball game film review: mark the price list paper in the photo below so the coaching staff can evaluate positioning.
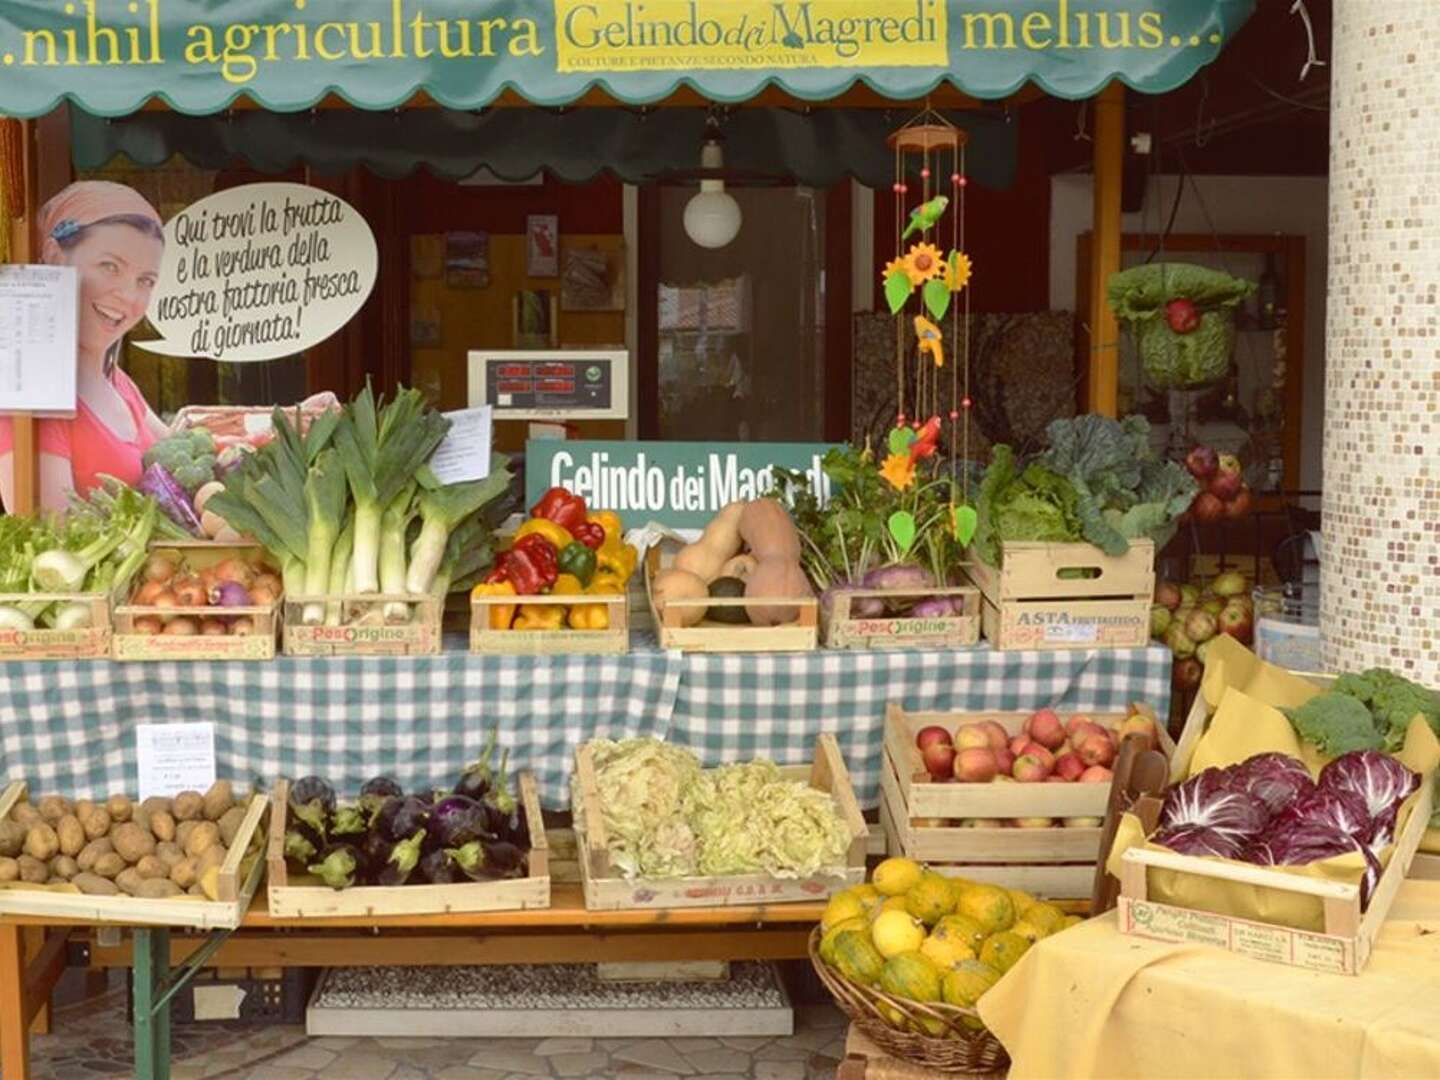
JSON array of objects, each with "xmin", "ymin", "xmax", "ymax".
[{"xmin": 0, "ymin": 265, "xmax": 78, "ymax": 413}]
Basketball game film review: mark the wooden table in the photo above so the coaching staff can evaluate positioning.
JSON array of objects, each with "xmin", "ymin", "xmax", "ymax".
[{"xmin": 0, "ymin": 883, "xmax": 823, "ymax": 1080}]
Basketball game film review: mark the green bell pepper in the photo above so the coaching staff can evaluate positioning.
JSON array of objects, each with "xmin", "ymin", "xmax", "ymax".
[{"xmin": 556, "ymin": 541, "xmax": 597, "ymax": 588}]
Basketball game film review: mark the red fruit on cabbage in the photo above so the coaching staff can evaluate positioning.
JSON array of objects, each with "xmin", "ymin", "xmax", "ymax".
[
  {"xmin": 1152, "ymin": 825, "xmax": 1243, "ymax": 860},
  {"xmin": 1318, "ymin": 751, "xmax": 1419, "ymax": 821}
]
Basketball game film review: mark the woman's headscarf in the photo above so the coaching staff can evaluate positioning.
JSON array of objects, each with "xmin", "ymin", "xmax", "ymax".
[{"xmin": 39, "ymin": 181, "xmax": 163, "ymax": 254}]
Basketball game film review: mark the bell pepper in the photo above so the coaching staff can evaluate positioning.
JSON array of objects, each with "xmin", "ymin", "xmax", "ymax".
[
  {"xmin": 551, "ymin": 573, "xmax": 585, "ymax": 596},
  {"xmin": 530, "ymin": 487, "xmax": 588, "ymax": 534},
  {"xmin": 587, "ymin": 569, "xmax": 627, "ymax": 595},
  {"xmin": 596, "ymin": 542, "xmax": 638, "ymax": 585},
  {"xmin": 557, "ymin": 542, "xmax": 597, "ymax": 587},
  {"xmin": 471, "ymin": 581, "xmax": 517, "ymax": 630},
  {"xmin": 513, "ymin": 518, "xmax": 573, "ymax": 552},
  {"xmin": 514, "ymin": 603, "xmax": 565, "ymax": 630},
  {"xmin": 568, "ymin": 602, "xmax": 610, "ymax": 630},
  {"xmin": 487, "ymin": 533, "xmax": 558, "ymax": 596},
  {"xmin": 571, "ymin": 520, "xmax": 606, "ymax": 549},
  {"xmin": 588, "ymin": 510, "xmax": 624, "ymax": 543}
]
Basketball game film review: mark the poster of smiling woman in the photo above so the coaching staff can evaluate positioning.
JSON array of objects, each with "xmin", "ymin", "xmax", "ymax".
[{"xmin": 0, "ymin": 181, "xmax": 171, "ymax": 513}]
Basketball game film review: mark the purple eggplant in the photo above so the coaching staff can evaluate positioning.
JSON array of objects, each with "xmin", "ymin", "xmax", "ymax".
[
  {"xmin": 308, "ymin": 843, "xmax": 361, "ymax": 890},
  {"xmin": 377, "ymin": 796, "xmax": 430, "ymax": 843},
  {"xmin": 454, "ymin": 731, "xmax": 499, "ymax": 801},
  {"xmin": 419, "ymin": 847, "xmax": 463, "ymax": 885},
  {"xmin": 290, "ymin": 776, "xmax": 336, "ymax": 815},
  {"xmin": 375, "ymin": 830, "xmax": 425, "ymax": 886},
  {"xmin": 481, "ymin": 749, "xmax": 523, "ymax": 841},
  {"xmin": 429, "ymin": 795, "xmax": 492, "ymax": 850},
  {"xmin": 447, "ymin": 839, "xmax": 524, "ymax": 881},
  {"xmin": 360, "ymin": 776, "xmax": 403, "ymax": 802}
]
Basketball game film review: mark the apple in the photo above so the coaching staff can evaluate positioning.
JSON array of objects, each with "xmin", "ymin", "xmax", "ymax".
[
  {"xmin": 1218, "ymin": 601, "xmax": 1254, "ymax": 644},
  {"xmin": 1179, "ymin": 585, "xmax": 1200, "ymax": 608},
  {"xmin": 1079, "ymin": 765, "xmax": 1114, "ymax": 783},
  {"xmin": 976, "ymin": 720, "xmax": 1010, "ymax": 753},
  {"xmin": 994, "ymin": 776, "xmax": 1015, "ymax": 784},
  {"xmin": 1184, "ymin": 445, "xmax": 1218, "ymax": 480},
  {"xmin": 1185, "ymin": 609, "xmax": 1218, "ymax": 644},
  {"xmin": 993, "ymin": 748, "xmax": 1015, "ymax": 776},
  {"xmin": 1064, "ymin": 816, "xmax": 1104, "ymax": 828},
  {"xmin": 1225, "ymin": 487, "xmax": 1253, "ymax": 519},
  {"xmin": 1054, "ymin": 752, "xmax": 1087, "ymax": 782},
  {"xmin": 1009, "ymin": 734, "xmax": 1031, "ymax": 757},
  {"xmin": 1211, "ymin": 570, "xmax": 1248, "ymax": 599},
  {"xmin": 1165, "ymin": 622, "xmax": 1196, "ymax": 658},
  {"xmin": 1012, "ymin": 753, "xmax": 1051, "ymax": 783},
  {"xmin": 911, "ymin": 817, "xmax": 948, "ymax": 828},
  {"xmin": 1195, "ymin": 639, "xmax": 1213, "ymax": 665},
  {"xmin": 1154, "ymin": 581, "xmax": 1183, "ymax": 611},
  {"xmin": 1013, "ymin": 817, "xmax": 1055, "ymax": 829},
  {"xmin": 1065, "ymin": 714, "xmax": 1095, "ymax": 739},
  {"xmin": 1192, "ymin": 491, "xmax": 1225, "ymax": 524},
  {"xmin": 1117, "ymin": 714, "xmax": 1157, "ymax": 751},
  {"xmin": 1201, "ymin": 596, "xmax": 1225, "ymax": 617},
  {"xmin": 921, "ymin": 741, "xmax": 957, "ymax": 781},
  {"xmin": 916, "ymin": 725, "xmax": 952, "ymax": 750},
  {"xmin": 1208, "ymin": 469, "xmax": 1242, "ymax": 503},
  {"xmin": 962, "ymin": 818, "xmax": 1006, "ymax": 829},
  {"xmin": 954, "ymin": 747, "xmax": 998, "ymax": 783},
  {"xmin": 1017, "ymin": 742, "xmax": 1056, "ymax": 773},
  {"xmin": 1150, "ymin": 604, "xmax": 1173, "ymax": 638},
  {"xmin": 1025, "ymin": 709, "xmax": 1067, "ymax": 751},
  {"xmin": 953, "ymin": 724, "xmax": 993, "ymax": 752},
  {"xmin": 1165, "ymin": 298, "xmax": 1200, "ymax": 333},
  {"xmin": 1173, "ymin": 657, "xmax": 1203, "ymax": 691},
  {"xmin": 1077, "ymin": 732, "xmax": 1116, "ymax": 768}
]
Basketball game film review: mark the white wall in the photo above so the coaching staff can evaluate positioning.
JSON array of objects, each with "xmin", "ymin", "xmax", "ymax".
[{"xmin": 1050, "ymin": 174, "xmax": 1329, "ymax": 491}]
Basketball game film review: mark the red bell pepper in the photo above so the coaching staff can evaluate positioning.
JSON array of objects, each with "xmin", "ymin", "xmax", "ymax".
[
  {"xmin": 570, "ymin": 520, "xmax": 606, "ymax": 550},
  {"xmin": 486, "ymin": 533, "xmax": 559, "ymax": 595},
  {"xmin": 530, "ymin": 487, "xmax": 588, "ymax": 534}
]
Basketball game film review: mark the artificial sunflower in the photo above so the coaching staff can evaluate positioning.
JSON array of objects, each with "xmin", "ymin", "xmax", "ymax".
[
  {"xmin": 942, "ymin": 250, "xmax": 974, "ymax": 292},
  {"xmin": 879, "ymin": 452, "xmax": 916, "ymax": 491},
  {"xmin": 904, "ymin": 242, "xmax": 945, "ymax": 286}
]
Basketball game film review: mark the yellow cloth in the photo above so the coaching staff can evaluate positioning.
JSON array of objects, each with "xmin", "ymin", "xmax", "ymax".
[{"xmin": 979, "ymin": 881, "xmax": 1440, "ymax": 1079}]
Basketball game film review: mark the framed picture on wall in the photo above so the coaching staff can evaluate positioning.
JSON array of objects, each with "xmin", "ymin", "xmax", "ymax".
[
  {"xmin": 513, "ymin": 289, "xmax": 557, "ymax": 349},
  {"xmin": 526, "ymin": 214, "xmax": 559, "ymax": 277},
  {"xmin": 561, "ymin": 244, "xmax": 626, "ymax": 311},
  {"xmin": 445, "ymin": 231, "xmax": 490, "ymax": 288}
]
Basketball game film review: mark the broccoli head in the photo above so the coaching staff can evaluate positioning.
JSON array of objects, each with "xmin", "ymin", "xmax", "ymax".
[
  {"xmin": 1284, "ymin": 692, "xmax": 1384, "ymax": 757},
  {"xmin": 141, "ymin": 433, "xmax": 217, "ymax": 494},
  {"xmin": 1332, "ymin": 668, "xmax": 1440, "ymax": 749}
]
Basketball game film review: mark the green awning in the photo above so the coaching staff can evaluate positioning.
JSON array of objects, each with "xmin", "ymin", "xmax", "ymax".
[{"xmin": 1, "ymin": 1, "xmax": 1254, "ymax": 119}]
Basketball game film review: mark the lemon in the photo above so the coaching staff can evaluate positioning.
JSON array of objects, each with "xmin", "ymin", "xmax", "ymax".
[
  {"xmin": 821, "ymin": 889, "xmax": 868, "ymax": 931},
  {"xmin": 920, "ymin": 930, "xmax": 976, "ymax": 971},
  {"xmin": 873, "ymin": 857, "xmax": 924, "ymax": 897},
  {"xmin": 932, "ymin": 913, "xmax": 987, "ymax": 952},
  {"xmin": 871, "ymin": 909, "xmax": 926, "ymax": 958},
  {"xmin": 1010, "ymin": 919, "xmax": 1047, "ymax": 944},
  {"xmin": 1024, "ymin": 902, "xmax": 1067, "ymax": 935},
  {"xmin": 904, "ymin": 874, "xmax": 955, "ymax": 926},
  {"xmin": 850, "ymin": 883, "xmax": 883, "ymax": 912},
  {"xmin": 979, "ymin": 931, "xmax": 1031, "ymax": 975},
  {"xmin": 955, "ymin": 884, "xmax": 1015, "ymax": 935},
  {"xmin": 1006, "ymin": 888, "xmax": 1038, "ymax": 918}
]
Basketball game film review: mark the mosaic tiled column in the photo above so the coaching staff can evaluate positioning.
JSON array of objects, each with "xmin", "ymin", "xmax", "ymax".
[{"xmin": 1321, "ymin": 2, "xmax": 1440, "ymax": 682}]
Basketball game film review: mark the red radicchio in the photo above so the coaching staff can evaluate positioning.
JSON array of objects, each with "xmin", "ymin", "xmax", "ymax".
[
  {"xmin": 1318, "ymin": 750, "xmax": 1419, "ymax": 822},
  {"xmin": 1152, "ymin": 825, "xmax": 1244, "ymax": 860},
  {"xmin": 1244, "ymin": 821, "xmax": 1361, "ymax": 867},
  {"xmin": 1270, "ymin": 787, "xmax": 1373, "ymax": 842},
  {"xmin": 1234, "ymin": 752, "xmax": 1315, "ymax": 816},
  {"xmin": 1160, "ymin": 768, "xmax": 1268, "ymax": 845}
]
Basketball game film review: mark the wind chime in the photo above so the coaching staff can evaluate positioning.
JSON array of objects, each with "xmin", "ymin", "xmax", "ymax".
[{"xmin": 878, "ymin": 108, "xmax": 977, "ymax": 549}]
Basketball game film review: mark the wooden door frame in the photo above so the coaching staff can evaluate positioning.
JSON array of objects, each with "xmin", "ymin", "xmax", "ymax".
[{"xmin": 636, "ymin": 180, "xmax": 853, "ymax": 442}]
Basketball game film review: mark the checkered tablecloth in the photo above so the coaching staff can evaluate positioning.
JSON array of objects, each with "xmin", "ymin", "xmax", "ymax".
[
  {"xmin": 0, "ymin": 641, "xmax": 1169, "ymax": 811},
  {"xmin": 666, "ymin": 644, "xmax": 1173, "ymax": 807}
]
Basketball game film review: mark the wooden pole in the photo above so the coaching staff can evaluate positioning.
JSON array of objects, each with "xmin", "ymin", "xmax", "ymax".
[
  {"xmin": 1087, "ymin": 81, "xmax": 1125, "ymax": 418},
  {"xmin": 7, "ymin": 118, "xmax": 38, "ymax": 515}
]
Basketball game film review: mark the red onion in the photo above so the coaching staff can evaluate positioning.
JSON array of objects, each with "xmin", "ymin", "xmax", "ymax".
[{"xmin": 211, "ymin": 581, "xmax": 253, "ymax": 608}]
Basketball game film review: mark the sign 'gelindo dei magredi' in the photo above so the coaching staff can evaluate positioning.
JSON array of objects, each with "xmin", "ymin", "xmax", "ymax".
[{"xmin": 0, "ymin": 0, "xmax": 1254, "ymax": 115}]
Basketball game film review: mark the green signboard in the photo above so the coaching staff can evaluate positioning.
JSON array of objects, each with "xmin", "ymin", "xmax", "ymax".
[
  {"xmin": 526, "ymin": 440, "xmax": 835, "ymax": 529},
  {"xmin": 0, "ymin": 1, "xmax": 1255, "ymax": 118}
]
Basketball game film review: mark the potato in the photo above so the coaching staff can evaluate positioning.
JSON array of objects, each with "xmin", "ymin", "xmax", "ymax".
[
  {"xmin": 175, "ymin": 820, "xmax": 198, "ymax": 850},
  {"xmin": 10, "ymin": 802, "xmax": 40, "ymax": 828},
  {"xmin": 185, "ymin": 821, "xmax": 220, "ymax": 858},
  {"xmin": 37, "ymin": 795, "xmax": 71, "ymax": 824},
  {"xmin": 149, "ymin": 811, "xmax": 176, "ymax": 843},
  {"xmin": 115, "ymin": 867, "xmax": 143, "ymax": 895},
  {"xmin": 0, "ymin": 820, "xmax": 25, "ymax": 857},
  {"xmin": 111, "ymin": 822, "xmax": 156, "ymax": 864},
  {"xmin": 72, "ymin": 873, "xmax": 119, "ymax": 896},
  {"xmin": 0, "ymin": 857, "xmax": 17, "ymax": 882},
  {"xmin": 76, "ymin": 837, "xmax": 113, "ymax": 873},
  {"xmin": 48, "ymin": 855, "xmax": 79, "ymax": 881},
  {"xmin": 24, "ymin": 823, "xmax": 59, "ymax": 862},
  {"xmin": 135, "ymin": 855, "xmax": 168, "ymax": 880},
  {"xmin": 105, "ymin": 794, "xmax": 132, "ymax": 824},
  {"xmin": 139, "ymin": 796, "xmax": 171, "ymax": 822},
  {"xmin": 79, "ymin": 807, "xmax": 111, "ymax": 841},
  {"xmin": 169, "ymin": 856, "xmax": 198, "ymax": 890},
  {"xmin": 198, "ymin": 865, "xmax": 222, "ymax": 901},
  {"xmin": 187, "ymin": 883, "xmax": 206, "ymax": 897},
  {"xmin": 155, "ymin": 841, "xmax": 185, "ymax": 869},
  {"xmin": 55, "ymin": 814, "xmax": 85, "ymax": 857},
  {"xmin": 92, "ymin": 852, "xmax": 126, "ymax": 879},
  {"xmin": 135, "ymin": 878, "xmax": 182, "ymax": 899},
  {"xmin": 217, "ymin": 806, "xmax": 248, "ymax": 848},
  {"xmin": 17, "ymin": 855, "xmax": 49, "ymax": 884},
  {"xmin": 201, "ymin": 780, "xmax": 235, "ymax": 822},
  {"xmin": 171, "ymin": 791, "xmax": 204, "ymax": 822},
  {"xmin": 196, "ymin": 843, "xmax": 228, "ymax": 874}
]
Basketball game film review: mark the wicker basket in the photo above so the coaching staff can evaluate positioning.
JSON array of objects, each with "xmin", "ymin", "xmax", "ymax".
[{"xmin": 808, "ymin": 926, "xmax": 1009, "ymax": 1074}]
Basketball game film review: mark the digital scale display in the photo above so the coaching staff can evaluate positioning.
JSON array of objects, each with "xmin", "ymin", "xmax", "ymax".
[{"xmin": 469, "ymin": 350, "xmax": 626, "ymax": 420}]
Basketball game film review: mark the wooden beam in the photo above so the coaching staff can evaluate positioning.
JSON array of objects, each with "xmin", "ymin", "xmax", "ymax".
[
  {"xmin": 8, "ymin": 119, "xmax": 37, "ymax": 516},
  {"xmin": 1086, "ymin": 81, "xmax": 1125, "ymax": 417}
]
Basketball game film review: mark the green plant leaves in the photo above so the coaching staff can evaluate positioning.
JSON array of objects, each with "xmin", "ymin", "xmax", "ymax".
[
  {"xmin": 952, "ymin": 504, "xmax": 978, "ymax": 548},
  {"xmin": 888, "ymin": 510, "xmax": 917, "ymax": 552},
  {"xmin": 887, "ymin": 426, "xmax": 916, "ymax": 457},
  {"xmin": 923, "ymin": 278, "xmax": 951, "ymax": 321},
  {"xmin": 884, "ymin": 270, "xmax": 912, "ymax": 315}
]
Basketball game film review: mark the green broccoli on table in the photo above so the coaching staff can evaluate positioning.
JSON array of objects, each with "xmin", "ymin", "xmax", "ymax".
[{"xmin": 141, "ymin": 428, "xmax": 217, "ymax": 493}]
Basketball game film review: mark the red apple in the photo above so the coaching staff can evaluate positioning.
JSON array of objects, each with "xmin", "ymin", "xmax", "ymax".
[
  {"xmin": 1185, "ymin": 609, "xmax": 1218, "ymax": 645},
  {"xmin": 954, "ymin": 724, "xmax": 992, "ymax": 752},
  {"xmin": 1165, "ymin": 298, "xmax": 1200, "ymax": 333},
  {"xmin": 1154, "ymin": 581, "xmax": 1182, "ymax": 612},
  {"xmin": 1173, "ymin": 657, "xmax": 1203, "ymax": 691},
  {"xmin": 1184, "ymin": 445, "xmax": 1218, "ymax": 480},
  {"xmin": 1009, "ymin": 734, "xmax": 1031, "ymax": 757},
  {"xmin": 993, "ymin": 748, "xmax": 1015, "ymax": 776},
  {"xmin": 1201, "ymin": 596, "xmax": 1225, "ymax": 617},
  {"xmin": 1077, "ymin": 732, "xmax": 1116, "ymax": 768},
  {"xmin": 1080, "ymin": 765, "xmax": 1114, "ymax": 783},
  {"xmin": 1225, "ymin": 487, "xmax": 1253, "ymax": 519},
  {"xmin": 1017, "ymin": 742, "xmax": 1055, "ymax": 773},
  {"xmin": 1192, "ymin": 492, "xmax": 1225, "ymax": 524},
  {"xmin": 1208, "ymin": 470, "xmax": 1242, "ymax": 503},
  {"xmin": 1025, "ymin": 709, "xmax": 1067, "ymax": 751},
  {"xmin": 1065, "ymin": 714, "xmax": 1095, "ymax": 739},
  {"xmin": 1054, "ymin": 752, "xmax": 1087, "ymax": 782},
  {"xmin": 954, "ymin": 747, "xmax": 999, "ymax": 783},
  {"xmin": 1179, "ymin": 585, "xmax": 1200, "ymax": 608},
  {"xmin": 1117, "ymin": 714, "xmax": 1157, "ymax": 751},
  {"xmin": 921, "ymin": 741, "xmax": 957, "ymax": 781},
  {"xmin": 1211, "ymin": 571, "xmax": 1248, "ymax": 599},
  {"xmin": 1217, "ymin": 601, "xmax": 1254, "ymax": 645},
  {"xmin": 976, "ymin": 720, "xmax": 1010, "ymax": 753},
  {"xmin": 1165, "ymin": 622, "xmax": 1196, "ymax": 658},
  {"xmin": 1012, "ymin": 754, "xmax": 1051, "ymax": 783},
  {"xmin": 915, "ymin": 725, "xmax": 953, "ymax": 752}
]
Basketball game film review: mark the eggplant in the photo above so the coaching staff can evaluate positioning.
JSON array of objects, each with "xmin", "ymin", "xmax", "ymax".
[
  {"xmin": 376, "ymin": 795, "xmax": 430, "ymax": 843},
  {"xmin": 288, "ymin": 795, "xmax": 329, "ymax": 842},
  {"xmin": 359, "ymin": 776, "xmax": 403, "ymax": 801},
  {"xmin": 308, "ymin": 843, "xmax": 361, "ymax": 890},
  {"xmin": 481, "ymin": 749, "xmax": 522, "ymax": 841},
  {"xmin": 454, "ymin": 730, "xmax": 499, "ymax": 801},
  {"xmin": 375, "ymin": 830, "xmax": 426, "ymax": 886},
  {"xmin": 283, "ymin": 821, "xmax": 322, "ymax": 868},
  {"xmin": 359, "ymin": 828, "xmax": 393, "ymax": 884},
  {"xmin": 447, "ymin": 838, "xmax": 524, "ymax": 881},
  {"xmin": 419, "ymin": 847, "xmax": 462, "ymax": 885},
  {"xmin": 291, "ymin": 775, "xmax": 336, "ymax": 814},
  {"xmin": 428, "ymin": 795, "xmax": 491, "ymax": 850},
  {"xmin": 329, "ymin": 803, "xmax": 367, "ymax": 836}
]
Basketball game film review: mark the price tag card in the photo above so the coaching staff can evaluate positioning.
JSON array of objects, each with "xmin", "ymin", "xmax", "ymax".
[
  {"xmin": 136, "ymin": 722, "xmax": 216, "ymax": 801},
  {"xmin": 430, "ymin": 406, "xmax": 493, "ymax": 484},
  {"xmin": 0, "ymin": 265, "xmax": 78, "ymax": 413}
]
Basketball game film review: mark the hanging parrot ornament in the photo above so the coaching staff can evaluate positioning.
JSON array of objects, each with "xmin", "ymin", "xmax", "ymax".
[
  {"xmin": 914, "ymin": 315, "xmax": 945, "ymax": 369},
  {"xmin": 900, "ymin": 195, "xmax": 949, "ymax": 240}
]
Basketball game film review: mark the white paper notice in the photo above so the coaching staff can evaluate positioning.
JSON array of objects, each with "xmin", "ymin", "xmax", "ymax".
[
  {"xmin": 0, "ymin": 265, "xmax": 78, "ymax": 413},
  {"xmin": 136, "ymin": 722, "xmax": 217, "ymax": 801},
  {"xmin": 430, "ymin": 406, "xmax": 493, "ymax": 484}
]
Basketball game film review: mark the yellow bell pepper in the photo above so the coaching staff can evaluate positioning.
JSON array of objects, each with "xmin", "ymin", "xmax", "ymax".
[
  {"xmin": 471, "ymin": 581, "xmax": 517, "ymax": 630},
  {"xmin": 587, "ymin": 510, "xmax": 624, "ymax": 547},
  {"xmin": 568, "ymin": 602, "xmax": 610, "ymax": 630},
  {"xmin": 512, "ymin": 518, "xmax": 573, "ymax": 552},
  {"xmin": 514, "ymin": 604, "xmax": 565, "ymax": 630},
  {"xmin": 587, "ymin": 569, "xmax": 627, "ymax": 595},
  {"xmin": 551, "ymin": 573, "xmax": 585, "ymax": 596},
  {"xmin": 596, "ymin": 542, "xmax": 638, "ymax": 585}
]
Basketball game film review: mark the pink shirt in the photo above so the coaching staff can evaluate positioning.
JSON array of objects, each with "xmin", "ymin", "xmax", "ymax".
[{"xmin": 0, "ymin": 368, "xmax": 159, "ymax": 497}]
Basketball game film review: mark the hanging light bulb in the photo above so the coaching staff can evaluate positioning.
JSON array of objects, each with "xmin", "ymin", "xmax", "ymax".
[{"xmin": 683, "ymin": 131, "xmax": 742, "ymax": 249}]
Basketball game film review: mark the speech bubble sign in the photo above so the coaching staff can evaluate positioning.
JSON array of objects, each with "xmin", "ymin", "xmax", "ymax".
[{"xmin": 138, "ymin": 182, "xmax": 377, "ymax": 363}]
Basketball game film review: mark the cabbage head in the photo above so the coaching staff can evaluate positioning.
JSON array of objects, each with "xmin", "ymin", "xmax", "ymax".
[{"xmin": 1107, "ymin": 263, "xmax": 1255, "ymax": 390}]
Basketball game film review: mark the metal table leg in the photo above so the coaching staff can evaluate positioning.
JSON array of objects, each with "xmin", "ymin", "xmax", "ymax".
[{"xmin": 132, "ymin": 926, "xmax": 235, "ymax": 1080}]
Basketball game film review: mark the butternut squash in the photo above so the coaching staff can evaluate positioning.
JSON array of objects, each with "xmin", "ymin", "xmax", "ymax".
[
  {"xmin": 672, "ymin": 500, "xmax": 746, "ymax": 582},
  {"xmin": 651, "ymin": 567, "xmax": 709, "ymax": 627},
  {"xmin": 737, "ymin": 498, "xmax": 812, "ymax": 625},
  {"xmin": 738, "ymin": 499, "xmax": 802, "ymax": 561}
]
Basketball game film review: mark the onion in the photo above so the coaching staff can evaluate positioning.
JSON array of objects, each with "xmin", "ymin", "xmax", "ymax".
[
  {"xmin": 134, "ymin": 580, "xmax": 167, "ymax": 606},
  {"xmin": 249, "ymin": 584, "xmax": 278, "ymax": 607},
  {"xmin": 152, "ymin": 591, "xmax": 178, "ymax": 609},
  {"xmin": 230, "ymin": 617, "xmax": 255, "ymax": 636},
  {"xmin": 163, "ymin": 616, "xmax": 199, "ymax": 636},
  {"xmin": 212, "ymin": 558, "xmax": 255, "ymax": 587},
  {"xmin": 252, "ymin": 572, "xmax": 282, "ymax": 594},
  {"xmin": 132, "ymin": 615, "xmax": 163, "ymax": 635},
  {"xmin": 143, "ymin": 554, "xmax": 177, "ymax": 583},
  {"xmin": 173, "ymin": 577, "xmax": 208, "ymax": 607},
  {"xmin": 211, "ymin": 581, "xmax": 253, "ymax": 608},
  {"xmin": 200, "ymin": 618, "xmax": 229, "ymax": 636}
]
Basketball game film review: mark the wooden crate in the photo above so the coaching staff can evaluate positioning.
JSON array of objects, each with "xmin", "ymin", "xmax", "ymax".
[
  {"xmin": 469, "ymin": 592, "xmax": 628, "ymax": 656},
  {"xmin": 0, "ymin": 592, "xmax": 112, "ymax": 659},
  {"xmin": 266, "ymin": 774, "xmax": 550, "ymax": 918},
  {"xmin": 965, "ymin": 540, "xmax": 1154, "ymax": 651},
  {"xmin": 644, "ymin": 546, "xmax": 818, "ymax": 653},
  {"xmin": 281, "ymin": 592, "xmax": 443, "ymax": 656},
  {"xmin": 1116, "ymin": 687, "xmax": 1433, "ymax": 974},
  {"xmin": 0, "ymin": 780, "xmax": 267, "ymax": 930},
  {"xmin": 112, "ymin": 543, "xmax": 280, "ymax": 661},
  {"xmin": 573, "ymin": 734, "xmax": 867, "ymax": 910},
  {"xmin": 821, "ymin": 585, "xmax": 980, "ymax": 651}
]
